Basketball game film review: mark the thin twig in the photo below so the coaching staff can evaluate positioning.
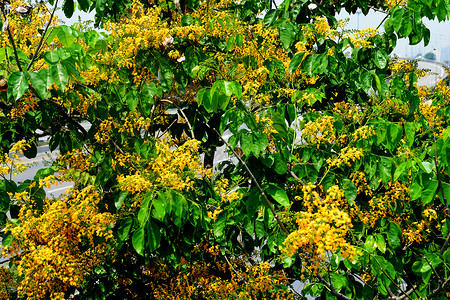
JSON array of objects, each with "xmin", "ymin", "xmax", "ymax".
[
  {"xmin": 212, "ymin": 127, "xmax": 289, "ymax": 235},
  {"xmin": 110, "ymin": 138, "xmax": 139, "ymax": 171},
  {"xmin": 369, "ymin": 254, "xmax": 413, "ymax": 300},
  {"xmin": 424, "ymin": 256, "xmax": 442, "ymax": 284},
  {"xmin": 5, "ymin": 25, "xmax": 22, "ymax": 71},
  {"xmin": 426, "ymin": 276, "xmax": 450, "ymax": 299},
  {"xmin": 176, "ymin": 107, "xmax": 195, "ymax": 139},
  {"xmin": 27, "ymin": 0, "xmax": 59, "ymax": 71},
  {"xmin": 400, "ymin": 270, "xmax": 421, "ymax": 300},
  {"xmin": 223, "ymin": 253, "xmax": 246, "ymax": 284}
]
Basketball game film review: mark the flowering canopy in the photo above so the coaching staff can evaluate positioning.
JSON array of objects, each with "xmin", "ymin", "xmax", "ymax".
[{"xmin": 1, "ymin": 0, "xmax": 450, "ymax": 299}]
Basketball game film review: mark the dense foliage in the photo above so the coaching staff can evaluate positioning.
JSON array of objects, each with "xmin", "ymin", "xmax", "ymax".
[{"xmin": 1, "ymin": 0, "xmax": 450, "ymax": 299}]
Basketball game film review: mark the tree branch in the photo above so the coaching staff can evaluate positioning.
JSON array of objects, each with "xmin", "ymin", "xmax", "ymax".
[
  {"xmin": 27, "ymin": 0, "xmax": 59, "ymax": 71},
  {"xmin": 212, "ymin": 127, "xmax": 290, "ymax": 235}
]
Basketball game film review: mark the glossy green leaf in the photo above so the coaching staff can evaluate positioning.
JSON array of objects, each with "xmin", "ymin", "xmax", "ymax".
[
  {"xmin": 29, "ymin": 72, "xmax": 50, "ymax": 99},
  {"xmin": 57, "ymin": 26, "xmax": 75, "ymax": 47},
  {"xmin": 341, "ymin": 179, "xmax": 357, "ymax": 206},
  {"xmin": 0, "ymin": 190, "xmax": 10, "ymax": 212},
  {"xmin": 115, "ymin": 190, "xmax": 129, "ymax": 210},
  {"xmin": 422, "ymin": 180, "xmax": 438, "ymax": 205},
  {"xmin": 62, "ymin": 0, "xmax": 75, "ymax": 18},
  {"xmin": 117, "ymin": 218, "xmax": 133, "ymax": 242},
  {"xmin": 50, "ymin": 64, "xmax": 69, "ymax": 91},
  {"xmin": 266, "ymin": 184, "xmax": 289, "ymax": 207},
  {"xmin": 387, "ymin": 222, "xmax": 401, "ymax": 249},
  {"xmin": 146, "ymin": 221, "xmax": 161, "ymax": 252},
  {"xmin": 289, "ymin": 52, "xmax": 306, "ymax": 74},
  {"xmin": 43, "ymin": 51, "xmax": 60, "ymax": 65},
  {"xmin": 132, "ymin": 227, "xmax": 145, "ymax": 256},
  {"xmin": 8, "ymin": 71, "xmax": 29, "ymax": 101}
]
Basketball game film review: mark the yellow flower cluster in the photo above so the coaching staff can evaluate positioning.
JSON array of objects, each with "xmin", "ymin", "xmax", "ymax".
[
  {"xmin": 327, "ymin": 146, "xmax": 364, "ymax": 168},
  {"xmin": 213, "ymin": 178, "xmax": 242, "ymax": 202},
  {"xmin": 8, "ymin": 92, "xmax": 39, "ymax": 119},
  {"xmin": 302, "ymin": 115, "xmax": 336, "ymax": 146},
  {"xmin": 347, "ymin": 28, "xmax": 379, "ymax": 48},
  {"xmin": 151, "ymin": 139, "xmax": 212, "ymax": 190},
  {"xmin": 418, "ymin": 101, "xmax": 444, "ymax": 128},
  {"xmin": 148, "ymin": 254, "xmax": 295, "ymax": 299},
  {"xmin": 4, "ymin": 186, "xmax": 115, "ymax": 299},
  {"xmin": 351, "ymin": 181, "xmax": 410, "ymax": 227},
  {"xmin": 0, "ymin": 266, "xmax": 17, "ymax": 299},
  {"xmin": 385, "ymin": 0, "xmax": 407, "ymax": 9},
  {"xmin": 332, "ymin": 101, "xmax": 361, "ymax": 123},
  {"xmin": 350, "ymin": 171, "xmax": 373, "ymax": 197},
  {"xmin": 59, "ymin": 148, "xmax": 94, "ymax": 173},
  {"xmin": 282, "ymin": 184, "xmax": 355, "ymax": 275},
  {"xmin": 0, "ymin": 140, "xmax": 29, "ymax": 177},
  {"xmin": 1, "ymin": 0, "xmax": 58, "ymax": 71},
  {"xmin": 352, "ymin": 125, "xmax": 376, "ymax": 141},
  {"xmin": 117, "ymin": 172, "xmax": 154, "ymax": 194}
]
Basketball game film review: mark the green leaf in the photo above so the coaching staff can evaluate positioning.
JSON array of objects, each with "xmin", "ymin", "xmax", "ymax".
[
  {"xmin": 329, "ymin": 273, "xmax": 346, "ymax": 292},
  {"xmin": 302, "ymin": 54, "xmax": 317, "ymax": 76},
  {"xmin": 360, "ymin": 71, "xmax": 372, "ymax": 93},
  {"xmin": 0, "ymin": 190, "xmax": 10, "ymax": 212},
  {"xmin": 0, "ymin": 48, "xmax": 6, "ymax": 63},
  {"xmin": 378, "ymin": 156, "xmax": 392, "ymax": 185},
  {"xmin": 266, "ymin": 184, "xmax": 289, "ymax": 207},
  {"xmin": 264, "ymin": 9, "xmax": 277, "ymax": 27},
  {"xmin": 235, "ymin": 34, "xmax": 243, "ymax": 47},
  {"xmin": 8, "ymin": 71, "xmax": 29, "ymax": 101},
  {"xmin": 341, "ymin": 179, "xmax": 357, "ymax": 206},
  {"xmin": 410, "ymin": 182, "xmax": 422, "ymax": 200},
  {"xmin": 375, "ymin": 234, "xmax": 386, "ymax": 253},
  {"xmin": 115, "ymin": 190, "xmax": 129, "ymax": 210},
  {"xmin": 391, "ymin": 7, "xmax": 404, "ymax": 32},
  {"xmin": 140, "ymin": 82, "xmax": 158, "ymax": 105},
  {"xmin": 273, "ymin": 153, "xmax": 287, "ymax": 175},
  {"xmin": 174, "ymin": 194, "xmax": 188, "ymax": 227},
  {"xmin": 77, "ymin": 0, "xmax": 90, "ymax": 11},
  {"xmin": 255, "ymin": 220, "xmax": 265, "ymax": 239},
  {"xmin": 57, "ymin": 26, "xmax": 75, "ymax": 47},
  {"xmin": 1, "ymin": 232, "xmax": 13, "ymax": 247},
  {"xmin": 152, "ymin": 195, "xmax": 166, "ymax": 221},
  {"xmin": 138, "ymin": 192, "xmax": 152, "ymax": 226},
  {"xmin": 387, "ymin": 222, "xmax": 401, "ymax": 249},
  {"xmin": 214, "ymin": 213, "xmax": 226, "ymax": 237},
  {"xmin": 159, "ymin": 56, "xmax": 173, "ymax": 92},
  {"xmin": 393, "ymin": 162, "xmax": 407, "ymax": 182},
  {"xmin": 364, "ymin": 235, "xmax": 376, "ymax": 252},
  {"xmin": 289, "ymin": 52, "xmax": 306, "ymax": 74},
  {"xmin": 223, "ymin": 81, "xmax": 242, "ymax": 99},
  {"xmin": 146, "ymin": 221, "xmax": 161, "ymax": 252},
  {"xmin": 62, "ymin": 0, "xmax": 75, "ymax": 18},
  {"xmin": 117, "ymin": 218, "xmax": 133, "ymax": 242},
  {"xmin": 132, "ymin": 227, "xmax": 145, "ymax": 256},
  {"xmin": 422, "ymin": 180, "xmax": 438, "ymax": 205},
  {"xmin": 29, "ymin": 72, "xmax": 50, "ymax": 99},
  {"xmin": 43, "ymin": 51, "xmax": 60, "ymax": 65},
  {"xmin": 371, "ymin": 72, "xmax": 382, "ymax": 95},
  {"xmin": 374, "ymin": 50, "xmax": 388, "ymax": 69},
  {"xmin": 50, "ymin": 64, "xmax": 69, "ymax": 91},
  {"xmin": 279, "ymin": 22, "xmax": 295, "ymax": 50},
  {"xmin": 226, "ymin": 35, "xmax": 234, "ymax": 51},
  {"xmin": 126, "ymin": 90, "xmax": 139, "ymax": 111},
  {"xmin": 246, "ymin": 187, "xmax": 260, "ymax": 217}
]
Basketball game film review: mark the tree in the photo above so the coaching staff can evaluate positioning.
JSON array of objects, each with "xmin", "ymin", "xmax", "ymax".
[{"xmin": 1, "ymin": 0, "xmax": 450, "ymax": 299}]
